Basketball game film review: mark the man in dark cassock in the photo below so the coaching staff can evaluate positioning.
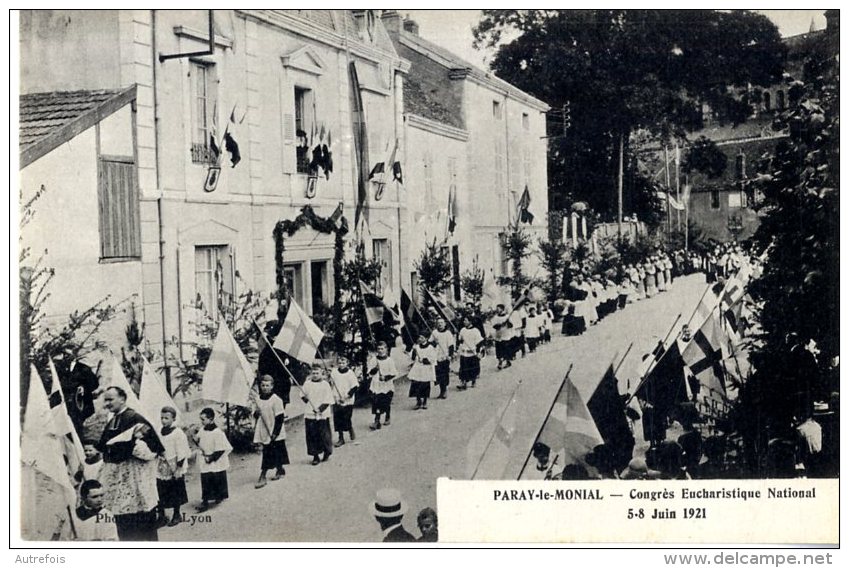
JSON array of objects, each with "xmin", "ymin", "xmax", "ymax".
[{"xmin": 52, "ymin": 351, "xmax": 101, "ymax": 436}]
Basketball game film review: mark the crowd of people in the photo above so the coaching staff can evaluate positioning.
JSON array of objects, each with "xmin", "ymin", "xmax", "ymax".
[{"xmin": 55, "ymin": 242, "xmax": 759, "ymax": 542}]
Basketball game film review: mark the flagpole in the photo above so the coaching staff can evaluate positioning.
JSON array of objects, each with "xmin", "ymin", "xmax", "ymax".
[
  {"xmin": 469, "ymin": 371, "xmax": 528, "ymax": 480},
  {"xmin": 251, "ymin": 318, "xmax": 318, "ymax": 414},
  {"xmin": 65, "ymin": 506, "xmax": 78, "ymax": 540},
  {"xmin": 517, "ymin": 363, "xmax": 574, "ymax": 480},
  {"xmin": 685, "ymin": 284, "xmax": 714, "ymax": 328},
  {"xmin": 625, "ymin": 312, "xmax": 682, "ymax": 406},
  {"xmin": 613, "ymin": 342, "xmax": 634, "ymax": 377},
  {"xmin": 317, "ymin": 346, "xmax": 344, "ymax": 401}
]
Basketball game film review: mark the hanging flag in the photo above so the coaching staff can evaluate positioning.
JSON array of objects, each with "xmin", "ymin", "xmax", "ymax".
[
  {"xmin": 22, "ymin": 366, "xmax": 77, "ymax": 502},
  {"xmin": 274, "ymin": 299, "xmax": 325, "ymax": 364},
  {"xmin": 447, "ymin": 182, "xmax": 458, "ymax": 235},
  {"xmin": 466, "ymin": 395, "xmax": 519, "ymax": 479},
  {"xmin": 587, "ymin": 364, "xmax": 635, "ymax": 472},
  {"xmin": 47, "ymin": 361, "xmax": 85, "ymax": 481},
  {"xmin": 392, "ymin": 160, "xmax": 403, "ymax": 184},
  {"xmin": 202, "ymin": 322, "xmax": 255, "ymax": 406},
  {"xmin": 138, "ymin": 357, "xmax": 181, "ymax": 427},
  {"xmin": 349, "ymin": 62, "xmax": 370, "ymax": 229},
  {"xmin": 681, "ymin": 313, "xmax": 727, "ymax": 403},
  {"xmin": 657, "ymin": 190, "xmax": 685, "ymax": 211},
  {"xmin": 633, "ymin": 341, "xmax": 687, "ymax": 419},
  {"xmin": 422, "ymin": 287, "xmax": 456, "ymax": 324},
  {"xmin": 516, "ymin": 186, "xmax": 534, "ymax": 225},
  {"xmin": 328, "ymin": 201, "xmax": 345, "ymax": 230},
  {"xmin": 370, "ymin": 140, "xmax": 399, "ymax": 201},
  {"xmin": 535, "ymin": 375, "xmax": 603, "ymax": 468},
  {"xmin": 222, "ymin": 104, "xmax": 245, "ymax": 168}
]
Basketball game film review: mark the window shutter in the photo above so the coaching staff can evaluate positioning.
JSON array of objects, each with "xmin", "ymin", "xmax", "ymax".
[
  {"xmin": 281, "ymin": 75, "xmax": 296, "ymax": 174},
  {"xmin": 98, "ymin": 158, "xmax": 140, "ymax": 259}
]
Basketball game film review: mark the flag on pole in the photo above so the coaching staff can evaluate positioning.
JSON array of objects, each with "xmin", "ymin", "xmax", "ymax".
[
  {"xmin": 422, "ymin": 287, "xmax": 456, "ymax": 324},
  {"xmin": 447, "ymin": 182, "xmax": 458, "ymax": 235},
  {"xmin": 466, "ymin": 395, "xmax": 519, "ymax": 479},
  {"xmin": 535, "ymin": 376, "xmax": 603, "ymax": 467},
  {"xmin": 400, "ymin": 288, "xmax": 429, "ymax": 350},
  {"xmin": 516, "ymin": 186, "xmax": 534, "ymax": 225},
  {"xmin": 202, "ymin": 322, "xmax": 255, "ymax": 406},
  {"xmin": 47, "ymin": 360, "xmax": 85, "ymax": 480},
  {"xmin": 329, "ymin": 201, "xmax": 345, "ymax": 230},
  {"xmin": 21, "ymin": 366, "xmax": 77, "ymax": 507},
  {"xmin": 681, "ymin": 313, "xmax": 727, "ymax": 402},
  {"xmin": 349, "ymin": 62, "xmax": 370, "ymax": 229},
  {"xmin": 482, "ymin": 269, "xmax": 506, "ymax": 311},
  {"xmin": 633, "ymin": 341, "xmax": 688, "ymax": 418},
  {"xmin": 139, "ymin": 357, "xmax": 181, "ymax": 426},
  {"xmin": 587, "ymin": 364, "xmax": 635, "ymax": 471},
  {"xmin": 360, "ymin": 280, "xmax": 385, "ymax": 326},
  {"xmin": 274, "ymin": 299, "xmax": 325, "ymax": 364},
  {"xmin": 719, "ymin": 277, "xmax": 745, "ymax": 312}
]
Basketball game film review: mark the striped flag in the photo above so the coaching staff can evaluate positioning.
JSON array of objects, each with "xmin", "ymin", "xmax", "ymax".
[
  {"xmin": 202, "ymin": 322, "xmax": 255, "ymax": 406},
  {"xmin": 139, "ymin": 357, "xmax": 181, "ymax": 426},
  {"xmin": 274, "ymin": 298, "xmax": 325, "ymax": 364},
  {"xmin": 422, "ymin": 287, "xmax": 456, "ymax": 324},
  {"xmin": 587, "ymin": 364, "xmax": 635, "ymax": 471},
  {"xmin": 400, "ymin": 288, "xmax": 428, "ymax": 350},
  {"xmin": 47, "ymin": 360, "xmax": 85, "ymax": 481},
  {"xmin": 359, "ymin": 280, "xmax": 400, "ymax": 327},
  {"xmin": 466, "ymin": 396, "xmax": 519, "ymax": 479},
  {"xmin": 536, "ymin": 376, "xmax": 603, "ymax": 467},
  {"xmin": 516, "ymin": 186, "xmax": 534, "ymax": 225}
]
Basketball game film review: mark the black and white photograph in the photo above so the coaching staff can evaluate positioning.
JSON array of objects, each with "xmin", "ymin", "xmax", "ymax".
[{"xmin": 14, "ymin": 8, "xmax": 839, "ymax": 546}]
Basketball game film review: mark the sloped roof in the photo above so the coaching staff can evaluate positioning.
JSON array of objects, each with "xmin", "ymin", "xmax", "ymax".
[
  {"xmin": 279, "ymin": 10, "xmax": 398, "ymax": 56},
  {"xmin": 19, "ymin": 86, "xmax": 136, "ymax": 169},
  {"xmin": 396, "ymin": 29, "xmax": 549, "ymax": 111}
]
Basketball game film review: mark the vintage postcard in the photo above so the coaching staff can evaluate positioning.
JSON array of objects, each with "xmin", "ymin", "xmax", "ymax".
[{"xmin": 14, "ymin": 8, "xmax": 839, "ymax": 546}]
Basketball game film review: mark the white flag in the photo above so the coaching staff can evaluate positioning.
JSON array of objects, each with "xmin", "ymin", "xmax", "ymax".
[
  {"xmin": 203, "ymin": 322, "xmax": 255, "ymax": 406},
  {"xmin": 139, "ymin": 357, "xmax": 181, "ymax": 427},
  {"xmin": 274, "ymin": 299, "xmax": 325, "ymax": 364}
]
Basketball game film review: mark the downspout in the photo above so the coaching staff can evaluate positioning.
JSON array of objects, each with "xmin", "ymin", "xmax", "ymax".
[
  {"xmin": 151, "ymin": 10, "xmax": 173, "ymax": 394},
  {"xmin": 393, "ymin": 66, "xmax": 403, "ymax": 295}
]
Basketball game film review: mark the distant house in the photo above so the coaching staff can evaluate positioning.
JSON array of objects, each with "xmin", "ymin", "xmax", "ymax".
[{"xmin": 382, "ymin": 11, "xmax": 550, "ymax": 300}]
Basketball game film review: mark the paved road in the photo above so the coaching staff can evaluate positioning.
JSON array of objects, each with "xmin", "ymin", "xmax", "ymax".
[{"xmin": 163, "ymin": 274, "xmax": 708, "ymax": 542}]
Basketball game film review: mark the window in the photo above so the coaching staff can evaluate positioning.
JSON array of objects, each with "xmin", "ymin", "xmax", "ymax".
[
  {"xmin": 522, "ymin": 112, "xmax": 530, "ymax": 130},
  {"xmin": 763, "ymin": 91, "xmax": 771, "ymax": 112},
  {"xmin": 710, "ymin": 190, "xmax": 721, "ymax": 210},
  {"xmin": 191, "ymin": 62, "xmax": 217, "ymax": 164},
  {"xmin": 194, "ymin": 245, "xmax": 234, "ymax": 321},
  {"xmin": 735, "ymin": 151, "xmax": 746, "ymax": 180},
  {"xmin": 523, "ymin": 146, "xmax": 531, "ymax": 187},
  {"xmin": 728, "ymin": 191, "xmax": 745, "ymax": 209},
  {"xmin": 448, "ymin": 156, "xmax": 457, "ymax": 206},
  {"xmin": 373, "ymin": 239, "xmax": 392, "ymax": 295},
  {"xmin": 494, "ymin": 139, "xmax": 504, "ymax": 192},
  {"xmin": 777, "ymin": 90, "xmax": 786, "ymax": 110},
  {"xmin": 98, "ymin": 157, "xmax": 141, "ymax": 260},
  {"xmin": 492, "ymin": 100, "xmax": 502, "ymax": 120},
  {"xmin": 311, "ymin": 261, "xmax": 329, "ymax": 314},
  {"xmin": 282, "ymin": 263, "xmax": 304, "ymax": 310},
  {"xmin": 294, "ymin": 87, "xmax": 313, "ymax": 174}
]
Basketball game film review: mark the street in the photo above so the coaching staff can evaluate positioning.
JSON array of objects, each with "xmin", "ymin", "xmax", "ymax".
[{"xmin": 162, "ymin": 274, "xmax": 707, "ymax": 542}]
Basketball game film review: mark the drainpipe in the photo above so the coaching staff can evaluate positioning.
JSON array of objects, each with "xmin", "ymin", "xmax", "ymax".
[{"xmin": 151, "ymin": 10, "xmax": 173, "ymax": 394}]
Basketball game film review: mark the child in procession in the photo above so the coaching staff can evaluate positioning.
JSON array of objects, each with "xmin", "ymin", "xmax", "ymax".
[
  {"xmin": 156, "ymin": 407, "xmax": 189, "ymax": 526},
  {"xmin": 253, "ymin": 375, "xmax": 289, "ymax": 487},
  {"xmin": 491, "ymin": 304, "xmax": 514, "ymax": 370},
  {"xmin": 194, "ymin": 407, "xmax": 232, "ymax": 512},
  {"xmin": 408, "ymin": 332, "xmax": 436, "ymax": 409},
  {"xmin": 368, "ymin": 341, "xmax": 398, "ymax": 429},
  {"xmin": 429, "ymin": 317, "xmax": 455, "ymax": 399},
  {"xmin": 525, "ymin": 306, "xmax": 542, "ymax": 353},
  {"xmin": 331, "ymin": 356, "xmax": 360, "ymax": 447},
  {"xmin": 301, "ymin": 365, "xmax": 335, "ymax": 465},
  {"xmin": 458, "ymin": 316, "xmax": 484, "ymax": 389},
  {"xmin": 82, "ymin": 440, "xmax": 103, "ymax": 481}
]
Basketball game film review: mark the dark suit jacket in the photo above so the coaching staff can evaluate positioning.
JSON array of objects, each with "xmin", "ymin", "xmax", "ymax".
[{"xmin": 383, "ymin": 525, "xmax": 417, "ymax": 543}]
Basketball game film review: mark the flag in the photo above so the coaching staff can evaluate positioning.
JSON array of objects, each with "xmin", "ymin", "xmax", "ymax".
[
  {"xmin": 657, "ymin": 190, "xmax": 685, "ymax": 211},
  {"xmin": 21, "ymin": 366, "xmax": 77, "ymax": 509},
  {"xmin": 447, "ymin": 182, "xmax": 457, "ymax": 235},
  {"xmin": 466, "ymin": 396, "xmax": 519, "ymax": 479},
  {"xmin": 400, "ymin": 288, "xmax": 429, "ymax": 350},
  {"xmin": 202, "ymin": 322, "xmax": 255, "ymax": 405},
  {"xmin": 516, "ymin": 186, "xmax": 534, "ymax": 225},
  {"xmin": 634, "ymin": 341, "xmax": 687, "ymax": 418},
  {"xmin": 349, "ymin": 62, "xmax": 370, "ymax": 229},
  {"xmin": 223, "ymin": 105, "xmax": 245, "ymax": 168},
  {"xmin": 422, "ymin": 287, "xmax": 456, "ymax": 324},
  {"xmin": 138, "ymin": 357, "xmax": 181, "ymax": 427},
  {"xmin": 360, "ymin": 280, "xmax": 385, "ymax": 326},
  {"xmin": 587, "ymin": 364, "xmax": 635, "ymax": 471},
  {"xmin": 681, "ymin": 313, "xmax": 727, "ymax": 403},
  {"xmin": 720, "ymin": 277, "xmax": 745, "ymax": 312},
  {"xmin": 47, "ymin": 360, "xmax": 85, "ymax": 480},
  {"xmin": 536, "ymin": 376, "xmax": 603, "ymax": 467},
  {"xmin": 392, "ymin": 160, "xmax": 403, "ymax": 184},
  {"xmin": 103, "ymin": 355, "xmax": 141, "ymax": 409},
  {"xmin": 329, "ymin": 201, "xmax": 345, "ymax": 230},
  {"xmin": 274, "ymin": 299, "xmax": 325, "ymax": 364},
  {"xmin": 482, "ymin": 269, "xmax": 506, "ymax": 311}
]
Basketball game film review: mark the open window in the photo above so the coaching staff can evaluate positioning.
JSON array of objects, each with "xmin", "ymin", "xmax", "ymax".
[{"xmin": 190, "ymin": 61, "xmax": 218, "ymax": 165}]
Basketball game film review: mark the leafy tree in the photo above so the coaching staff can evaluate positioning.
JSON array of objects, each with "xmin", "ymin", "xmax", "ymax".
[
  {"xmin": 683, "ymin": 136, "xmax": 728, "ymax": 179},
  {"xmin": 473, "ymin": 10, "xmax": 785, "ymax": 223},
  {"xmin": 497, "ymin": 226, "xmax": 533, "ymax": 300},
  {"xmin": 414, "ymin": 239, "xmax": 453, "ymax": 297},
  {"xmin": 460, "ymin": 256, "xmax": 485, "ymax": 307},
  {"xmin": 742, "ymin": 37, "xmax": 838, "ymax": 453},
  {"xmin": 537, "ymin": 237, "xmax": 569, "ymax": 302}
]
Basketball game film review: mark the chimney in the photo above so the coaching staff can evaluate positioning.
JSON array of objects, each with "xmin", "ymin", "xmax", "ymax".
[
  {"xmin": 403, "ymin": 15, "xmax": 419, "ymax": 36},
  {"xmin": 381, "ymin": 10, "xmax": 402, "ymax": 33}
]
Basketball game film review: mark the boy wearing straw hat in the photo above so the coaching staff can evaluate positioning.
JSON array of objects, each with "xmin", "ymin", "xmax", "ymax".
[{"xmin": 370, "ymin": 488, "xmax": 416, "ymax": 542}]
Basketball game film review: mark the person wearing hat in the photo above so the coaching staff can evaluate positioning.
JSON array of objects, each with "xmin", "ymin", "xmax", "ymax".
[
  {"xmin": 620, "ymin": 457, "xmax": 661, "ymax": 480},
  {"xmin": 370, "ymin": 489, "xmax": 416, "ymax": 542}
]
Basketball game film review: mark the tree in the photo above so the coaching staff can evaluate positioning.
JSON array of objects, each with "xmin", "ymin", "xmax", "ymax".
[
  {"xmin": 414, "ymin": 239, "xmax": 453, "ymax": 297},
  {"xmin": 743, "ymin": 36, "xmax": 838, "ymax": 448},
  {"xmin": 497, "ymin": 226, "xmax": 533, "ymax": 299},
  {"xmin": 683, "ymin": 136, "xmax": 728, "ymax": 179},
  {"xmin": 473, "ymin": 10, "xmax": 785, "ymax": 223},
  {"xmin": 537, "ymin": 237, "xmax": 569, "ymax": 302}
]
